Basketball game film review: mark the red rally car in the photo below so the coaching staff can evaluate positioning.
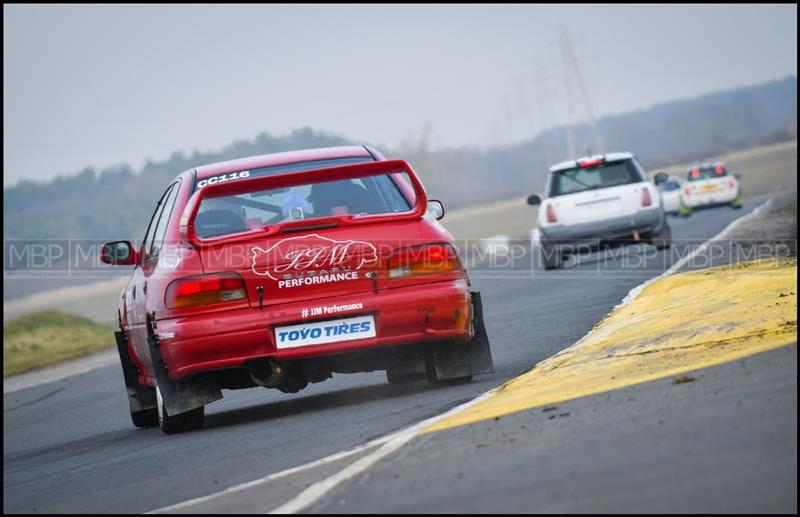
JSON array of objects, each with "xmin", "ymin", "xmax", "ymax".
[{"xmin": 101, "ymin": 145, "xmax": 494, "ymax": 434}]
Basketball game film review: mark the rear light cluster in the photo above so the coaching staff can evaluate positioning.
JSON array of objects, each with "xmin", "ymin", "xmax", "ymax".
[
  {"xmin": 388, "ymin": 243, "xmax": 462, "ymax": 279},
  {"xmin": 728, "ymin": 178, "xmax": 736, "ymax": 190},
  {"xmin": 546, "ymin": 204, "xmax": 558, "ymax": 223},
  {"xmin": 166, "ymin": 272, "xmax": 247, "ymax": 309},
  {"xmin": 641, "ymin": 187, "xmax": 652, "ymax": 207},
  {"xmin": 683, "ymin": 186, "xmax": 691, "ymax": 197}
]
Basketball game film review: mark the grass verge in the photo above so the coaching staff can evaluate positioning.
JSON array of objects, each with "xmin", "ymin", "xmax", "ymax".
[{"xmin": 4, "ymin": 310, "xmax": 114, "ymax": 377}]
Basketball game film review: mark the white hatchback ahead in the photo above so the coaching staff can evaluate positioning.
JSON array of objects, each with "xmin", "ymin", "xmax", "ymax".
[{"xmin": 527, "ymin": 152, "xmax": 671, "ymax": 270}]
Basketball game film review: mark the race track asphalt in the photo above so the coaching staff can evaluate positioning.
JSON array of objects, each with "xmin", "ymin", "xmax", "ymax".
[{"xmin": 2, "ymin": 195, "xmax": 789, "ymax": 513}]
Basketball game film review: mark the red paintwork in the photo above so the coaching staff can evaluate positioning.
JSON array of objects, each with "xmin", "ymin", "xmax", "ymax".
[{"xmin": 107, "ymin": 146, "xmax": 471, "ymax": 388}]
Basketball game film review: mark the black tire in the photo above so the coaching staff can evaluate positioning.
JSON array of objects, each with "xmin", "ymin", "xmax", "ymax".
[
  {"xmin": 156, "ymin": 385, "xmax": 205, "ymax": 434},
  {"xmin": 540, "ymin": 246, "xmax": 563, "ymax": 270},
  {"xmin": 115, "ymin": 330, "xmax": 159, "ymax": 428},
  {"xmin": 182, "ymin": 406, "xmax": 205, "ymax": 430},
  {"xmin": 650, "ymin": 222, "xmax": 672, "ymax": 250},
  {"xmin": 131, "ymin": 406, "xmax": 158, "ymax": 428}
]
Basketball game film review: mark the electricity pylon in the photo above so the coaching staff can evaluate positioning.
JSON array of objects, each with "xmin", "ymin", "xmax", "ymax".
[{"xmin": 558, "ymin": 23, "xmax": 604, "ymax": 158}]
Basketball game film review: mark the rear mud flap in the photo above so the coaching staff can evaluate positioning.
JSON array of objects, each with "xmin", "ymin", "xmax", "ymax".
[
  {"xmin": 426, "ymin": 291, "xmax": 495, "ymax": 381},
  {"xmin": 115, "ymin": 331, "xmax": 157, "ymax": 413},
  {"xmin": 147, "ymin": 334, "xmax": 222, "ymax": 416}
]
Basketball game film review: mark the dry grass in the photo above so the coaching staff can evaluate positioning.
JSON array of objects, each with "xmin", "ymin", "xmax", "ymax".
[{"xmin": 3, "ymin": 310, "xmax": 114, "ymax": 377}]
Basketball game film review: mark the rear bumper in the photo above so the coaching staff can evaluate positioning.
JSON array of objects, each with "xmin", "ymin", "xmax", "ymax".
[
  {"xmin": 155, "ymin": 279, "xmax": 472, "ymax": 381},
  {"xmin": 683, "ymin": 189, "xmax": 738, "ymax": 208},
  {"xmin": 539, "ymin": 207, "xmax": 665, "ymax": 248}
]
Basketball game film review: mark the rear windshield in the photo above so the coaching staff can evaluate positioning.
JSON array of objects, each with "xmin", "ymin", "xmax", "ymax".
[
  {"xmin": 687, "ymin": 166, "xmax": 728, "ymax": 182},
  {"xmin": 549, "ymin": 159, "xmax": 644, "ymax": 197},
  {"xmin": 194, "ymin": 173, "xmax": 412, "ymax": 238},
  {"xmin": 659, "ymin": 179, "xmax": 681, "ymax": 192}
]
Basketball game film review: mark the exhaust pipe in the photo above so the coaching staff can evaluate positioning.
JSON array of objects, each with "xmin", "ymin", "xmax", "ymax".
[{"xmin": 248, "ymin": 358, "xmax": 286, "ymax": 388}]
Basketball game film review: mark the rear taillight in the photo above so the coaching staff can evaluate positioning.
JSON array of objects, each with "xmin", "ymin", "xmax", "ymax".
[
  {"xmin": 683, "ymin": 186, "xmax": 691, "ymax": 196},
  {"xmin": 641, "ymin": 187, "xmax": 652, "ymax": 207},
  {"xmin": 388, "ymin": 244, "xmax": 462, "ymax": 279},
  {"xmin": 546, "ymin": 204, "xmax": 558, "ymax": 223},
  {"xmin": 728, "ymin": 179, "xmax": 736, "ymax": 189},
  {"xmin": 165, "ymin": 272, "xmax": 247, "ymax": 309}
]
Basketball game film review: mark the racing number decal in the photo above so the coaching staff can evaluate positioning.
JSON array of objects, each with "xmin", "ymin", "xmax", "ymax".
[{"xmin": 196, "ymin": 170, "xmax": 250, "ymax": 188}]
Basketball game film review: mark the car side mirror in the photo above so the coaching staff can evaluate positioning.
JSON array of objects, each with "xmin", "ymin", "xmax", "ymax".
[
  {"xmin": 734, "ymin": 173, "xmax": 741, "ymax": 179},
  {"xmin": 653, "ymin": 172, "xmax": 669, "ymax": 185},
  {"xmin": 427, "ymin": 199, "xmax": 445, "ymax": 220},
  {"xmin": 101, "ymin": 240, "xmax": 138, "ymax": 265},
  {"xmin": 527, "ymin": 194, "xmax": 542, "ymax": 206}
]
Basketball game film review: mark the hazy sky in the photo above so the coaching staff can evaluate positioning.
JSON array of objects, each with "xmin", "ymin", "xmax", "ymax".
[{"xmin": 3, "ymin": 4, "xmax": 797, "ymax": 186}]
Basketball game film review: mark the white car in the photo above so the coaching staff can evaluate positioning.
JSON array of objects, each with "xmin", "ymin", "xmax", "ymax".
[
  {"xmin": 527, "ymin": 152, "xmax": 671, "ymax": 270},
  {"xmin": 656, "ymin": 175, "xmax": 683, "ymax": 215},
  {"xmin": 679, "ymin": 163, "xmax": 742, "ymax": 214}
]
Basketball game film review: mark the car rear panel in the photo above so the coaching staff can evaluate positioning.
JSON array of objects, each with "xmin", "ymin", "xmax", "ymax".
[
  {"xmin": 198, "ymin": 222, "xmax": 423, "ymax": 307},
  {"xmin": 549, "ymin": 182, "xmax": 655, "ymax": 226},
  {"xmin": 686, "ymin": 177, "xmax": 732, "ymax": 196},
  {"xmin": 683, "ymin": 177, "xmax": 738, "ymax": 206},
  {"xmin": 156, "ymin": 278, "xmax": 472, "ymax": 380}
]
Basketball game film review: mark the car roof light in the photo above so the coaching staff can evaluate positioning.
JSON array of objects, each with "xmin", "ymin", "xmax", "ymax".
[{"xmin": 578, "ymin": 157, "xmax": 604, "ymax": 168}]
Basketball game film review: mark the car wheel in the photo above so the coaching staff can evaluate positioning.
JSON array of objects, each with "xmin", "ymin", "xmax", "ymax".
[
  {"xmin": 130, "ymin": 402, "xmax": 158, "ymax": 428},
  {"xmin": 156, "ymin": 385, "xmax": 205, "ymax": 434},
  {"xmin": 540, "ymin": 246, "xmax": 563, "ymax": 270},
  {"xmin": 650, "ymin": 222, "xmax": 672, "ymax": 250}
]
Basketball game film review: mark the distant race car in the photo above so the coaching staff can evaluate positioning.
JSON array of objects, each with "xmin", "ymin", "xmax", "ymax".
[
  {"xmin": 678, "ymin": 163, "xmax": 742, "ymax": 215},
  {"xmin": 101, "ymin": 146, "xmax": 493, "ymax": 434},
  {"xmin": 527, "ymin": 152, "xmax": 671, "ymax": 270},
  {"xmin": 655, "ymin": 175, "xmax": 684, "ymax": 215}
]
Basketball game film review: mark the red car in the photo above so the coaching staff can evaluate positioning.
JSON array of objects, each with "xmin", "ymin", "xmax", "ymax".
[{"xmin": 102, "ymin": 146, "xmax": 493, "ymax": 433}]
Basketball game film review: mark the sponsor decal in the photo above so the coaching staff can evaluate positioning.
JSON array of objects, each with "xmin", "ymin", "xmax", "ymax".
[
  {"xmin": 196, "ymin": 170, "xmax": 250, "ymax": 189},
  {"xmin": 275, "ymin": 315, "xmax": 376, "ymax": 348},
  {"xmin": 251, "ymin": 234, "xmax": 378, "ymax": 289},
  {"xmin": 301, "ymin": 302, "xmax": 364, "ymax": 319}
]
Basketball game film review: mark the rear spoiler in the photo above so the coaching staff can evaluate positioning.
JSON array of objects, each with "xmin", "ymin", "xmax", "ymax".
[{"xmin": 179, "ymin": 159, "xmax": 428, "ymax": 247}]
